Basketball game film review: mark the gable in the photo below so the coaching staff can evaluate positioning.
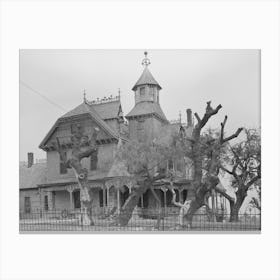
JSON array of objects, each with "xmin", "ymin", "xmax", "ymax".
[
  {"xmin": 44, "ymin": 116, "xmax": 116, "ymax": 149},
  {"xmin": 39, "ymin": 102, "xmax": 120, "ymax": 151}
]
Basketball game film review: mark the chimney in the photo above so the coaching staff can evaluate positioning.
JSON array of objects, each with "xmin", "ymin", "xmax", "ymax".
[
  {"xmin": 27, "ymin": 152, "xmax": 34, "ymax": 168},
  {"xmin": 186, "ymin": 109, "xmax": 193, "ymax": 127}
]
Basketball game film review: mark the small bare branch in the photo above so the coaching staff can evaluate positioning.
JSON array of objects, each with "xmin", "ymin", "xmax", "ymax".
[
  {"xmin": 220, "ymin": 165, "xmax": 233, "ymax": 175},
  {"xmin": 245, "ymin": 174, "xmax": 261, "ymax": 191},
  {"xmin": 220, "ymin": 115, "xmax": 228, "ymax": 143},
  {"xmin": 194, "ymin": 112, "xmax": 201, "ymax": 124},
  {"xmin": 222, "ymin": 127, "xmax": 243, "ymax": 143},
  {"xmin": 199, "ymin": 103, "xmax": 222, "ymax": 129}
]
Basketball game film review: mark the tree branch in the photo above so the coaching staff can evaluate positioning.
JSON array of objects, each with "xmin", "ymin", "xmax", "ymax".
[
  {"xmin": 220, "ymin": 115, "xmax": 227, "ymax": 143},
  {"xmin": 56, "ymin": 137, "xmax": 67, "ymax": 163},
  {"xmin": 221, "ymin": 128, "xmax": 243, "ymax": 144},
  {"xmin": 214, "ymin": 183, "xmax": 235, "ymax": 203},
  {"xmin": 245, "ymin": 174, "xmax": 261, "ymax": 191},
  {"xmin": 198, "ymin": 102, "xmax": 222, "ymax": 129},
  {"xmin": 150, "ymin": 187, "xmax": 161, "ymax": 205},
  {"xmin": 169, "ymin": 184, "xmax": 190, "ymax": 209},
  {"xmin": 220, "ymin": 165, "xmax": 233, "ymax": 175}
]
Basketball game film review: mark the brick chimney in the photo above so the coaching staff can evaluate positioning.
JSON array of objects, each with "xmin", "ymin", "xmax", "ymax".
[
  {"xmin": 186, "ymin": 109, "xmax": 193, "ymax": 127},
  {"xmin": 27, "ymin": 152, "xmax": 34, "ymax": 168}
]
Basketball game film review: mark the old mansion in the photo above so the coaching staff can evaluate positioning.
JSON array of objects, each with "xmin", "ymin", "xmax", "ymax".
[{"xmin": 19, "ymin": 52, "xmax": 195, "ymax": 216}]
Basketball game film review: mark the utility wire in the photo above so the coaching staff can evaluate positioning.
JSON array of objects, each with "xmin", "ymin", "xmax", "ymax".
[{"xmin": 20, "ymin": 80, "xmax": 68, "ymax": 112}]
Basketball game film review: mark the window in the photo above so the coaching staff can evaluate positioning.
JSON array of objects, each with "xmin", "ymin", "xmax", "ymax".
[
  {"xmin": 99, "ymin": 189, "xmax": 104, "ymax": 207},
  {"xmin": 182, "ymin": 190, "xmax": 188, "ymax": 202},
  {"xmin": 99, "ymin": 189, "xmax": 108, "ymax": 207},
  {"xmin": 59, "ymin": 151, "xmax": 67, "ymax": 174},
  {"xmin": 140, "ymin": 87, "xmax": 145, "ymax": 96},
  {"xmin": 166, "ymin": 190, "xmax": 173, "ymax": 207},
  {"xmin": 73, "ymin": 190, "xmax": 81, "ymax": 209},
  {"xmin": 90, "ymin": 151, "xmax": 98, "ymax": 170},
  {"xmin": 24, "ymin": 197, "xmax": 31, "ymax": 213},
  {"xmin": 44, "ymin": 195, "xmax": 49, "ymax": 211}
]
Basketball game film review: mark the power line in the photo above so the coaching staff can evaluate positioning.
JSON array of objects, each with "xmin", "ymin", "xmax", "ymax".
[{"xmin": 20, "ymin": 80, "xmax": 68, "ymax": 112}]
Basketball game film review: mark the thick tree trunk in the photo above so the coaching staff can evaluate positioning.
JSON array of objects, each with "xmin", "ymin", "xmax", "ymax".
[
  {"xmin": 185, "ymin": 183, "xmax": 209, "ymax": 227},
  {"xmin": 72, "ymin": 167, "xmax": 95, "ymax": 226},
  {"xmin": 115, "ymin": 183, "xmax": 149, "ymax": 226},
  {"xmin": 185, "ymin": 173, "xmax": 220, "ymax": 225},
  {"xmin": 229, "ymin": 192, "xmax": 245, "ymax": 222},
  {"xmin": 56, "ymin": 127, "xmax": 99, "ymax": 226}
]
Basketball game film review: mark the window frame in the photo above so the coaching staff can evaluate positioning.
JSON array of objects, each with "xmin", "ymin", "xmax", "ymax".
[{"xmin": 24, "ymin": 196, "xmax": 31, "ymax": 213}]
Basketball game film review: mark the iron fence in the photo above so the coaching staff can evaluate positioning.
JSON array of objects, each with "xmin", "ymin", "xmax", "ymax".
[{"xmin": 19, "ymin": 208, "xmax": 261, "ymax": 232}]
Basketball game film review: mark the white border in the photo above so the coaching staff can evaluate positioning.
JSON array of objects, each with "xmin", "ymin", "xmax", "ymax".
[{"xmin": 0, "ymin": 1, "xmax": 279, "ymax": 280}]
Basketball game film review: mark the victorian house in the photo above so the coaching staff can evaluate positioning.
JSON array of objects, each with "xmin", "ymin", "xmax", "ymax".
[{"xmin": 19, "ymin": 52, "xmax": 195, "ymax": 216}]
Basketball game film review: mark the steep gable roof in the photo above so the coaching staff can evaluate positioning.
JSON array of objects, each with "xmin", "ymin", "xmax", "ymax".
[
  {"xmin": 39, "ymin": 102, "xmax": 120, "ymax": 150},
  {"xmin": 126, "ymin": 101, "xmax": 168, "ymax": 122},
  {"xmin": 61, "ymin": 100, "xmax": 122, "ymax": 121},
  {"xmin": 92, "ymin": 100, "xmax": 122, "ymax": 120},
  {"xmin": 132, "ymin": 67, "xmax": 162, "ymax": 91}
]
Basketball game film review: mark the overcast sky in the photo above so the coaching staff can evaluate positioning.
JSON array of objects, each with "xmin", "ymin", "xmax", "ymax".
[{"xmin": 20, "ymin": 49, "xmax": 260, "ymax": 161}]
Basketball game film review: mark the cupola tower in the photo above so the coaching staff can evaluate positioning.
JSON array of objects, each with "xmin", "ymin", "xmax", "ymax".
[{"xmin": 126, "ymin": 52, "xmax": 168, "ymax": 142}]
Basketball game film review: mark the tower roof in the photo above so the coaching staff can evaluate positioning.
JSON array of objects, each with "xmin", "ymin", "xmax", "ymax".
[
  {"xmin": 132, "ymin": 52, "xmax": 162, "ymax": 91},
  {"xmin": 126, "ymin": 101, "xmax": 168, "ymax": 122},
  {"xmin": 132, "ymin": 67, "xmax": 162, "ymax": 91}
]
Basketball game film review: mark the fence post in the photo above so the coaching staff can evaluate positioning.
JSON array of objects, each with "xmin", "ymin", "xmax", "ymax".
[
  {"xmin": 80, "ymin": 208, "xmax": 83, "ymax": 230},
  {"xmin": 162, "ymin": 207, "xmax": 165, "ymax": 231}
]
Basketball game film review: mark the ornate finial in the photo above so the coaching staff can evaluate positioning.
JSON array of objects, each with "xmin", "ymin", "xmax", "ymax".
[
  {"xmin": 142, "ymin": 51, "xmax": 151, "ymax": 67},
  {"xmin": 179, "ymin": 110, "xmax": 182, "ymax": 124},
  {"xmin": 83, "ymin": 89, "xmax": 86, "ymax": 103},
  {"xmin": 118, "ymin": 88, "xmax": 121, "ymax": 99}
]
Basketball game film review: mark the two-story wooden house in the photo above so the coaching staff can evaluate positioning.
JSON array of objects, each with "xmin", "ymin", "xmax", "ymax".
[{"xmin": 19, "ymin": 52, "xmax": 195, "ymax": 216}]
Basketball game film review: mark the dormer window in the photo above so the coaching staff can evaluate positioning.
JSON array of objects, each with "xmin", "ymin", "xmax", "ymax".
[{"xmin": 140, "ymin": 87, "xmax": 145, "ymax": 96}]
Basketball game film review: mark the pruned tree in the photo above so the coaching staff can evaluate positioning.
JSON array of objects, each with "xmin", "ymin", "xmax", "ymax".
[
  {"xmin": 220, "ymin": 128, "xmax": 261, "ymax": 221},
  {"xmin": 173, "ymin": 101, "xmax": 243, "ymax": 227},
  {"xmin": 56, "ymin": 124, "xmax": 99, "ymax": 226}
]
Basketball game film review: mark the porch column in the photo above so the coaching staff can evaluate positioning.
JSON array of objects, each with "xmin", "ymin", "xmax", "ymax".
[
  {"xmin": 107, "ymin": 187, "xmax": 110, "ymax": 208},
  {"xmin": 48, "ymin": 191, "xmax": 54, "ymax": 210},
  {"xmin": 67, "ymin": 186, "xmax": 74, "ymax": 210},
  {"xmin": 103, "ymin": 186, "xmax": 106, "ymax": 208},
  {"xmin": 141, "ymin": 195, "xmax": 144, "ymax": 208},
  {"xmin": 38, "ymin": 188, "xmax": 43, "ymax": 211},
  {"xmin": 117, "ymin": 189, "xmax": 120, "ymax": 214},
  {"xmin": 161, "ymin": 187, "xmax": 167, "ymax": 210}
]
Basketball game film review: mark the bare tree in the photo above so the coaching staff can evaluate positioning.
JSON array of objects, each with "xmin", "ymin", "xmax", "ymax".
[
  {"xmin": 56, "ymin": 124, "xmax": 99, "ymax": 226},
  {"xmin": 172, "ymin": 102, "xmax": 243, "ymax": 227},
  {"xmin": 221, "ymin": 129, "xmax": 261, "ymax": 221}
]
